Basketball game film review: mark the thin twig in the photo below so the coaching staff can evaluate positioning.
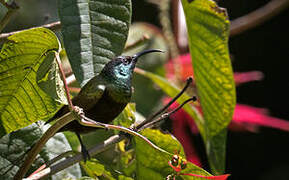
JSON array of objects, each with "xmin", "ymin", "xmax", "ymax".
[
  {"xmin": 0, "ymin": 21, "xmax": 61, "ymax": 43},
  {"xmin": 136, "ymin": 77, "xmax": 193, "ymax": 129},
  {"xmin": 78, "ymin": 115, "xmax": 169, "ymax": 154},
  {"xmin": 23, "ymin": 91, "xmax": 196, "ymax": 179},
  {"xmin": 29, "ymin": 134, "xmax": 125, "ymax": 180},
  {"xmin": 139, "ymin": 97, "xmax": 196, "ymax": 130},
  {"xmin": 0, "ymin": 0, "xmax": 19, "ymax": 32},
  {"xmin": 26, "ymin": 151, "xmax": 75, "ymax": 179},
  {"xmin": 22, "ymin": 76, "xmax": 196, "ymax": 179},
  {"xmin": 1, "ymin": 0, "xmax": 288, "ymax": 42},
  {"xmin": 230, "ymin": 0, "xmax": 289, "ymax": 36},
  {"xmin": 47, "ymin": 150, "xmax": 76, "ymax": 167},
  {"xmin": 124, "ymin": 34, "xmax": 150, "ymax": 52},
  {"xmin": 21, "ymin": 112, "xmax": 170, "ymax": 179},
  {"xmin": 25, "ymin": 110, "xmax": 180, "ymax": 179},
  {"xmin": 25, "ymin": 95, "xmax": 197, "ymax": 179},
  {"xmin": 14, "ymin": 112, "xmax": 76, "ymax": 180},
  {"xmin": 68, "ymin": 87, "xmax": 81, "ymax": 93},
  {"xmin": 55, "ymin": 51, "xmax": 74, "ymax": 109},
  {"xmin": 159, "ymin": 0, "xmax": 182, "ymax": 80}
]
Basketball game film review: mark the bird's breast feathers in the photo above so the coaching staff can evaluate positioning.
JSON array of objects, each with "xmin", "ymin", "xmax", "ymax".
[{"xmin": 106, "ymin": 82, "xmax": 132, "ymax": 103}]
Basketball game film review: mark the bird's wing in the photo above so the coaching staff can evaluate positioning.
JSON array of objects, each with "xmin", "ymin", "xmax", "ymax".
[
  {"xmin": 46, "ymin": 76, "xmax": 106, "ymax": 124},
  {"xmin": 72, "ymin": 76, "xmax": 106, "ymax": 110}
]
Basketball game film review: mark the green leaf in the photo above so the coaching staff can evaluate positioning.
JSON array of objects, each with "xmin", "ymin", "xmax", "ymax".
[
  {"xmin": 0, "ymin": 124, "xmax": 49, "ymax": 179},
  {"xmin": 0, "ymin": 123, "xmax": 81, "ymax": 179},
  {"xmin": 0, "ymin": 27, "xmax": 61, "ymax": 137},
  {"xmin": 81, "ymin": 158, "xmax": 133, "ymax": 180},
  {"xmin": 134, "ymin": 129, "xmax": 211, "ymax": 179},
  {"xmin": 45, "ymin": 126, "xmax": 82, "ymax": 179},
  {"xmin": 36, "ymin": 51, "xmax": 68, "ymax": 105},
  {"xmin": 114, "ymin": 103, "xmax": 136, "ymax": 128},
  {"xmin": 81, "ymin": 158, "xmax": 115, "ymax": 179},
  {"xmin": 181, "ymin": 0, "xmax": 236, "ymax": 174},
  {"xmin": 118, "ymin": 175, "xmax": 134, "ymax": 180},
  {"xmin": 58, "ymin": 0, "xmax": 132, "ymax": 87}
]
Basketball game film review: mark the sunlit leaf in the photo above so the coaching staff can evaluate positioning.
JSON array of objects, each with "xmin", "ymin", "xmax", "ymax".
[
  {"xmin": 180, "ymin": 172, "xmax": 229, "ymax": 180},
  {"xmin": 81, "ymin": 158, "xmax": 115, "ymax": 179},
  {"xmin": 58, "ymin": 0, "xmax": 132, "ymax": 87},
  {"xmin": 0, "ymin": 27, "xmax": 61, "ymax": 137},
  {"xmin": 36, "ymin": 51, "xmax": 68, "ymax": 105},
  {"xmin": 181, "ymin": 0, "xmax": 236, "ymax": 173},
  {"xmin": 114, "ymin": 103, "xmax": 136, "ymax": 128},
  {"xmin": 134, "ymin": 129, "xmax": 211, "ymax": 179}
]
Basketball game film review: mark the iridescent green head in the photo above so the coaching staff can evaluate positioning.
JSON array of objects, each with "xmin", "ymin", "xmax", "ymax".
[{"xmin": 101, "ymin": 49, "xmax": 164, "ymax": 80}]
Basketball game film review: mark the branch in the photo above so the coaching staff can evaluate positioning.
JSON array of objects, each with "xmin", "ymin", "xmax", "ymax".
[
  {"xmin": 139, "ymin": 97, "xmax": 197, "ymax": 130},
  {"xmin": 0, "ymin": 21, "xmax": 61, "ymax": 43},
  {"xmin": 0, "ymin": 0, "xmax": 19, "ymax": 32},
  {"xmin": 230, "ymin": 0, "xmax": 289, "ymax": 36},
  {"xmin": 55, "ymin": 51, "xmax": 74, "ymax": 109},
  {"xmin": 24, "ymin": 75, "xmax": 196, "ymax": 179},
  {"xmin": 14, "ymin": 112, "xmax": 76, "ymax": 180},
  {"xmin": 25, "ymin": 109, "xmax": 186, "ymax": 180},
  {"xmin": 2, "ymin": 0, "xmax": 287, "ymax": 42},
  {"xmin": 124, "ymin": 34, "xmax": 150, "ymax": 51},
  {"xmin": 27, "ymin": 134, "xmax": 124, "ymax": 180},
  {"xmin": 159, "ymin": 0, "xmax": 182, "ymax": 81},
  {"xmin": 20, "ymin": 111, "xmax": 171, "ymax": 179},
  {"xmin": 136, "ymin": 76, "xmax": 193, "ymax": 130}
]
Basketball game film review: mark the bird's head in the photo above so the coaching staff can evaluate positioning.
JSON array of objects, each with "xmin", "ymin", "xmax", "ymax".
[{"xmin": 101, "ymin": 49, "xmax": 164, "ymax": 80}]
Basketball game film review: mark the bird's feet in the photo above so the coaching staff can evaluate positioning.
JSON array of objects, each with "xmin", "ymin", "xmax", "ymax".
[
  {"xmin": 76, "ymin": 132, "xmax": 91, "ymax": 162},
  {"xmin": 72, "ymin": 106, "xmax": 85, "ymax": 117},
  {"xmin": 80, "ymin": 144, "xmax": 91, "ymax": 162}
]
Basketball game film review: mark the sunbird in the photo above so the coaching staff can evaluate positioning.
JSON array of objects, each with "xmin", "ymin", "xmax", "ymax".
[{"xmin": 48, "ymin": 49, "xmax": 163, "ymax": 160}]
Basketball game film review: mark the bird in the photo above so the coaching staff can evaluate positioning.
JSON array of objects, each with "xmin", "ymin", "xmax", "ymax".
[{"xmin": 47, "ymin": 49, "xmax": 163, "ymax": 160}]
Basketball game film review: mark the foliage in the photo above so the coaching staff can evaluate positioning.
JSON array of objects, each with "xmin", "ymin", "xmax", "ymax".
[
  {"xmin": 0, "ymin": 123, "xmax": 81, "ymax": 179},
  {"xmin": 58, "ymin": 0, "xmax": 132, "ymax": 87},
  {"xmin": 0, "ymin": 0, "xmax": 239, "ymax": 179},
  {"xmin": 0, "ymin": 28, "xmax": 62, "ymax": 137},
  {"xmin": 181, "ymin": 0, "xmax": 235, "ymax": 174}
]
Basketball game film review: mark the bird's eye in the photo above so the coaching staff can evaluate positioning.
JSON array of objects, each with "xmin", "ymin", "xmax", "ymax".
[
  {"xmin": 122, "ymin": 58, "xmax": 131, "ymax": 65},
  {"xmin": 123, "ymin": 59, "xmax": 128, "ymax": 64}
]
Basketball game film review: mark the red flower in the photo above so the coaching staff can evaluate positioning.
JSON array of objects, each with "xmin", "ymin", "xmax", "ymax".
[{"xmin": 165, "ymin": 53, "xmax": 289, "ymax": 164}]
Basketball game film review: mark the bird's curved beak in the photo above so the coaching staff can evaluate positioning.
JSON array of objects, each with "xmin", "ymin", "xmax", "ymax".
[{"xmin": 132, "ymin": 49, "xmax": 164, "ymax": 63}]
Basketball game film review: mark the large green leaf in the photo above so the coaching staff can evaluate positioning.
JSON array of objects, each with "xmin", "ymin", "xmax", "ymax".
[
  {"xmin": 0, "ymin": 123, "xmax": 81, "ymax": 179},
  {"xmin": 80, "ymin": 159, "xmax": 116, "ymax": 179},
  {"xmin": 36, "ymin": 51, "xmax": 68, "ymax": 105},
  {"xmin": 136, "ymin": 69, "xmax": 230, "ymax": 174},
  {"xmin": 134, "ymin": 129, "xmax": 211, "ymax": 179},
  {"xmin": 0, "ymin": 124, "xmax": 49, "ymax": 179},
  {"xmin": 58, "ymin": 0, "xmax": 132, "ymax": 87},
  {"xmin": 0, "ymin": 28, "xmax": 61, "ymax": 137},
  {"xmin": 181, "ymin": 0, "xmax": 236, "ymax": 174}
]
